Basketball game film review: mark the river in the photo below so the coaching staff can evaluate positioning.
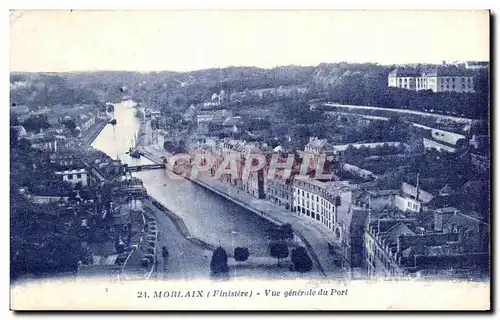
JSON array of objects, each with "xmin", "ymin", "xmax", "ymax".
[
  {"xmin": 91, "ymin": 100, "xmax": 153, "ymax": 166},
  {"xmin": 91, "ymin": 100, "xmax": 274, "ymax": 256}
]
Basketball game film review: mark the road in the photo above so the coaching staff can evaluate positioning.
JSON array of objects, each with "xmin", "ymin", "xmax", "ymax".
[
  {"xmin": 325, "ymin": 102, "xmax": 474, "ymax": 123},
  {"xmin": 143, "ymin": 200, "xmax": 212, "ymax": 280},
  {"xmin": 192, "ymin": 172, "xmax": 346, "ymax": 279}
]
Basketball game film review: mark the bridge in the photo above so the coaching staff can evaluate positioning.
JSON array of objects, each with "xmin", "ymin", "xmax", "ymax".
[{"xmin": 127, "ymin": 163, "xmax": 166, "ymax": 172}]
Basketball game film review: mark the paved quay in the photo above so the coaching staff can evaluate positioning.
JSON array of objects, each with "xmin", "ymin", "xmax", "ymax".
[
  {"xmin": 190, "ymin": 172, "xmax": 346, "ymax": 279},
  {"xmin": 81, "ymin": 119, "xmax": 109, "ymax": 147},
  {"xmin": 142, "ymin": 199, "xmax": 212, "ymax": 280},
  {"xmin": 137, "ymin": 146, "xmax": 345, "ymax": 279}
]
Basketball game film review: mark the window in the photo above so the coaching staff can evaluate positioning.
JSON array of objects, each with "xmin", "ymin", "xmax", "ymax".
[
  {"xmin": 76, "ymin": 173, "xmax": 82, "ymax": 179},
  {"xmin": 67, "ymin": 174, "xmax": 73, "ymax": 180}
]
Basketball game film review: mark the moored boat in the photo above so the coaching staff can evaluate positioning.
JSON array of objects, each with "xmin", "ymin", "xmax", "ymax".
[{"xmin": 128, "ymin": 147, "xmax": 142, "ymax": 158}]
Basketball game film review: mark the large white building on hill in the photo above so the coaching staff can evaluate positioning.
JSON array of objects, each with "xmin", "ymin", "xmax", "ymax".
[{"xmin": 388, "ymin": 65, "xmax": 475, "ymax": 93}]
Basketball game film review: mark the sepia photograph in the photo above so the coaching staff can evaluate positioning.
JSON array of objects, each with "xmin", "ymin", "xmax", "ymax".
[{"xmin": 8, "ymin": 9, "xmax": 491, "ymax": 311}]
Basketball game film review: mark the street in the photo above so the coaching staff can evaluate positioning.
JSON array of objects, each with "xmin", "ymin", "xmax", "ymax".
[{"xmin": 143, "ymin": 201, "xmax": 212, "ymax": 280}]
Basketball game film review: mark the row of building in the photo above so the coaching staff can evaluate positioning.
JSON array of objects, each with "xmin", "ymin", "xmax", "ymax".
[
  {"xmin": 190, "ymin": 133, "xmax": 489, "ymax": 279},
  {"xmin": 14, "ymin": 117, "xmax": 151, "ymax": 279},
  {"xmin": 270, "ymin": 172, "xmax": 489, "ymax": 279}
]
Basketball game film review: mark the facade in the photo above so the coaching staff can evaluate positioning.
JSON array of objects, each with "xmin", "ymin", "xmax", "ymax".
[
  {"xmin": 394, "ymin": 182, "xmax": 434, "ymax": 213},
  {"xmin": 192, "ymin": 138, "xmax": 269, "ymax": 199},
  {"xmin": 75, "ymin": 113, "xmax": 97, "ymax": 134},
  {"xmin": 388, "ymin": 66, "xmax": 475, "ymax": 93},
  {"xmin": 54, "ymin": 168, "xmax": 89, "ymax": 186},
  {"xmin": 292, "ymin": 179, "xmax": 353, "ymax": 232},
  {"xmin": 267, "ymin": 177, "xmax": 294, "ymax": 211}
]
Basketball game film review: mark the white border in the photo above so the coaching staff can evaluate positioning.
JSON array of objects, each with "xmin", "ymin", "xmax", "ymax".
[{"xmin": 2, "ymin": 0, "xmax": 497, "ymax": 318}]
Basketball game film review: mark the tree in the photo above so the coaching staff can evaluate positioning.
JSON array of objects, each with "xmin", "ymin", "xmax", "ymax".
[
  {"xmin": 22, "ymin": 115, "xmax": 50, "ymax": 133},
  {"xmin": 280, "ymin": 223, "xmax": 294, "ymax": 240},
  {"xmin": 269, "ymin": 241, "xmax": 289, "ymax": 266},
  {"xmin": 268, "ymin": 224, "xmax": 293, "ymax": 241},
  {"xmin": 291, "ymin": 246, "xmax": 313, "ymax": 272},
  {"xmin": 234, "ymin": 247, "xmax": 249, "ymax": 263},
  {"xmin": 210, "ymin": 246, "xmax": 229, "ymax": 274},
  {"xmin": 62, "ymin": 119, "xmax": 77, "ymax": 132}
]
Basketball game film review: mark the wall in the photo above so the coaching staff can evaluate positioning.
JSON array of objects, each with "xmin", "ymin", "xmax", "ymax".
[
  {"xmin": 423, "ymin": 137, "xmax": 457, "ymax": 153},
  {"xmin": 395, "ymin": 195, "xmax": 421, "ymax": 213}
]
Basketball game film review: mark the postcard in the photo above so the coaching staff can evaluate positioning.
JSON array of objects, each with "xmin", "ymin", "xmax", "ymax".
[{"xmin": 9, "ymin": 9, "xmax": 491, "ymax": 311}]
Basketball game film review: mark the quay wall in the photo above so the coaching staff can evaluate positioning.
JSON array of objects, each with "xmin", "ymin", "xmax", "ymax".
[{"xmin": 82, "ymin": 119, "xmax": 109, "ymax": 147}]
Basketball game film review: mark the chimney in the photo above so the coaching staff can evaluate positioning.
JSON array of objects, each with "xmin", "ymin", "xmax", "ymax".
[{"xmin": 415, "ymin": 173, "xmax": 420, "ymax": 201}]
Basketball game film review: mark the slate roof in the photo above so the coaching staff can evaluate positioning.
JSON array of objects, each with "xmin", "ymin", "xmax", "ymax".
[
  {"xmin": 385, "ymin": 222, "xmax": 416, "ymax": 241},
  {"xmin": 389, "ymin": 67, "xmax": 421, "ymax": 77},
  {"xmin": 390, "ymin": 65, "xmax": 474, "ymax": 77}
]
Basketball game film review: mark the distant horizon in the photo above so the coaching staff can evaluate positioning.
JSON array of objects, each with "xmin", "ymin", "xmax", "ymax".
[
  {"xmin": 9, "ymin": 59, "xmax": 490, "ymax": 74},
  {"xmin": 10, "ymin": 10, "xmax": 489, "ymax": 73}
]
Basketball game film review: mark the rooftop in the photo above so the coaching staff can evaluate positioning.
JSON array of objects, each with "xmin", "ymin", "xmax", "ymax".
[{"xmin": 389, "ymin": 65, "xmax": 475, "ymax": 77}]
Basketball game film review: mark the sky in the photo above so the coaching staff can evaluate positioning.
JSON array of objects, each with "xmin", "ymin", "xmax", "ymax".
[{"xmin": 9, "ymin": 10, "xmax": 490, "ymax": 72}]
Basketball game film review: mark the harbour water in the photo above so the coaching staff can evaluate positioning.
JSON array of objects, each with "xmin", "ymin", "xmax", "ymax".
[{"xmin": 92, "ymin": 100, "xmax": 275, "ymax": 256}]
